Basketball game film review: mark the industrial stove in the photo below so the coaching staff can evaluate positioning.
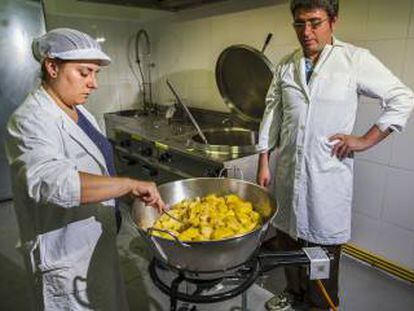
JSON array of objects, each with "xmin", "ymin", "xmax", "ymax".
[
  {"xmin": 105, "ymin": 108, "xmax": 271, "ymax": 185},
  {"xmin": 148, "ymin": 248, "xmax": 332, "ymax": 311}
]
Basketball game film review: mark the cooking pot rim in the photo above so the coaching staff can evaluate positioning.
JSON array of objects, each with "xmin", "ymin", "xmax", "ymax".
[
  {"xmin": 141, "ymin": 177, "xmax": 277, "ymax": 244},
  {"xmin": 158, "ymin": 176, "xmax": 269, "ymax": 189}
]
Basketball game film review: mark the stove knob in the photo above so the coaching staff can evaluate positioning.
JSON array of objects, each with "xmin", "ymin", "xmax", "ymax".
[
  {"xmin": 203, "ymin": 168, "xmax": 218, "ymax": 177},
  {"xmin": 120, "ymin": 139, "xmax": 131, "ymax": 148},
  {"xmin": 142, "ymin": 164, "xmax": 158, "ymax": 177},
  {"xmin": 159, "ymin": 152, "xmax": 172, "ymax": 163},
  {"xmin": 141, "ymin": 147, "xmax": 153, "ymax": 157}
]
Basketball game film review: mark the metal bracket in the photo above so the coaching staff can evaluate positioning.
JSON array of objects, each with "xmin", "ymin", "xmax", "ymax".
[{"xmin": 303, "ymin": 247, "xmax": 330, "ymax": 280}]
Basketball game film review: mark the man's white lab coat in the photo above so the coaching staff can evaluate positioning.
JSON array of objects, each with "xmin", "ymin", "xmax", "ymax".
[{"xmin": 259, "ymin": 39, "xmax": 414, "ymax": 244}]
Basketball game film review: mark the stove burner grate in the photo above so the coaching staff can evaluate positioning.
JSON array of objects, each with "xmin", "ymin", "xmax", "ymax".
[{"xmin": 149, "ymin": 258, "xmax": 260, "ymax": 311}]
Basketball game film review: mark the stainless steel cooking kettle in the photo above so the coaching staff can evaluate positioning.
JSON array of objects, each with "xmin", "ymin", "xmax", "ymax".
[{"xmin": 130, "ymin": 178, "xmax": 278, "ymax": 273}]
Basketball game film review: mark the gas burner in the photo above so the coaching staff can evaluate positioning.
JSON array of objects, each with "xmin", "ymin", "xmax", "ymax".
[{"xmin": 149, "ymin": 258, "xmax": 260, "ymax": 311}]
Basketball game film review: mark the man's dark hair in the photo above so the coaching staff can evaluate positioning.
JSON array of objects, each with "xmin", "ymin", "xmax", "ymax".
[{"xmin": 290, "ymin": 0, "xmax": 339, "ymax": 19}]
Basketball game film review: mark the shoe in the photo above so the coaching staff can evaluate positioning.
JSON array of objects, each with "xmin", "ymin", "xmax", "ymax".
[{"xmin": 265, "ymin": 290, "xmax": 297, "ymax": 311}]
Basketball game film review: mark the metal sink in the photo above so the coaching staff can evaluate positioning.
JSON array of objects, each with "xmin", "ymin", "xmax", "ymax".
[{"xmin": 187, "ymin": 127, "xmax": 264, "ymax": 155}]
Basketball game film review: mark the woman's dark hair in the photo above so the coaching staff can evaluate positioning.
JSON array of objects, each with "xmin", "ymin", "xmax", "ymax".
[
  {"xmin": 290, "ymin": 0, "xmax": 339, "ymax": 19},
  {"xmin": 40, "ymin": 62, "xmax": 48, "ymax": 81}
]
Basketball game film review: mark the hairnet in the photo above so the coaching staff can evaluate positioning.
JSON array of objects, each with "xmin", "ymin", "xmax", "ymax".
[{"xmin": 32, "ymin": 28, "xmax": 111, "ymax": 66}]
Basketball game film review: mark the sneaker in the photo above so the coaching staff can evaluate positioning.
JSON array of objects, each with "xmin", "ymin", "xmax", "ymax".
[{"xmin": 265, "ymin": 290, "xmax": 297, "ymax": 311}]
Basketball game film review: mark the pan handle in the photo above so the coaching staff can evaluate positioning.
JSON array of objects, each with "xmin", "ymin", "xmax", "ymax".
[
  {"xmin": 147, "ymin": 228, "xmax": 191, "ymax": 248},
  {"xmin": 261, "ymin": 33, "xmax": 273, "ymax": 53},
  {"xmin": 219, "ymin": 166, "xmax": 244, "ymax": 180},
  {"xmin": 122, "ymin": 209, "xmax": 170, "ymax": 262}
]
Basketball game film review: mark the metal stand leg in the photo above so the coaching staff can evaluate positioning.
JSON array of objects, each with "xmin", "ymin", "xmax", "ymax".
[
  {"xmin": 242, "ymin": 290, "xmax": 248, "ymax": 311},
  {"xmin": 170, "ymin": 274, "xmax": 184, "ymax": 311},
  {"xmin": 170, "ymin": 296, "xmax": 177, "ymax": 311}
]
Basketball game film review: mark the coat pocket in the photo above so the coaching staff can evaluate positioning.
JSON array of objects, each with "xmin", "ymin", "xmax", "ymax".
[
  {"xmin": 38, "ymin": 217, "xmax": 102, "ymax": 295},
  {"xmin": 311, "ymin": 136, "xmax": 352, "ymax": 173},
  {"xmin": 315, "ymin": 73, "xmax": 353, "ymax": 102}
]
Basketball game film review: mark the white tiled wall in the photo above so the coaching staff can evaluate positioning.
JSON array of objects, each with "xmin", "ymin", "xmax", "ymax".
[
  {"xmin": 352, "ymin": 160, "xmax": 387, "ymax": 220},
  {"xmin": 366, "ymin": 0, "xmax": 411, "ymax": 40},
  {"xmin": 382, "ymin": 168, "xmax": 414, "ymax": 232},
  {"xmin": 47, "ymin": 0, "xmax": 414, "ymax": 270},
  {"xmin": 390, "ymin": 117, "xmax": 414, "ymax": 170},
  {"xmin": 353, "ymin": 98, "xmax": 394, "ymax": 165},
  {"xmin": 374, "ymin": 222, "xmax": 414, "ymax": 268},
  {"xmin": 403, "ymin": 39, "xmax": 414, "ymax": 89},
  {"xmin": 350, "ymin": 212, "xmax": 381, "ymax": 250}
]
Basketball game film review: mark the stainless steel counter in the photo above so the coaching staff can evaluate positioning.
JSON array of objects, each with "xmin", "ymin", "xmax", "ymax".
[
  {"xmin": 105, "ymin": 112, "xmax": 260, "ymax": 162},
  {"xmin": 105, "ymin": 111, "xmax": 262, "ymax": 183}
]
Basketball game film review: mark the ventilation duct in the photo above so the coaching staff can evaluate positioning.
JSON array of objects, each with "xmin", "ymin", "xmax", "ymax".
[{"xmin": 77, "ymin": 0, "xmax": 230, "ymax": 11}]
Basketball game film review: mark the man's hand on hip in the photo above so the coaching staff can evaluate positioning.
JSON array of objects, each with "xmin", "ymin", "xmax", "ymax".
[
  {"xmin": 328, "ymin": 134, "xmax": 370, "ymax": 159},
  {"xmin": 329, "ymin": 125, "xmax": 392, "ymax": 160}
]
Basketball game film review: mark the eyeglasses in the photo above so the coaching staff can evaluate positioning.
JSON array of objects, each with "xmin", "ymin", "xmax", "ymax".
[{"xmin": 292, "ymin": 18, "xmax": 330, "ymax": 30}]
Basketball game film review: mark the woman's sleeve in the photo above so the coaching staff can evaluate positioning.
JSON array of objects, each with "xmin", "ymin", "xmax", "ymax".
[{"xmin": 6, "ymin": 115, "xmax": 81, "ymax": 207}]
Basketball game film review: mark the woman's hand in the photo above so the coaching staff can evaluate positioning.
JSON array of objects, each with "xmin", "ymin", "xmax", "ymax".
[
  {"xmin": 129, "ymin": 180, "xmax": 165, "ymax": 213},
  {"xmin": 79, "ymin": 173, "xmax": 165, "ymax": 212}
]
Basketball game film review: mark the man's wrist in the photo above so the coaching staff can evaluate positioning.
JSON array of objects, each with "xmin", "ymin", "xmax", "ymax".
[
  {"xmin": 361, "ymin": 125, "xmax": 391, "ymax": 150},
  {"xmin": 360, "ymin": 134, "xmax": 376, "ymax": 150}
]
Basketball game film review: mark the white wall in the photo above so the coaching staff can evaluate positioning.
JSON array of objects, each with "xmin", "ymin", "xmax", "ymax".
[
  {"xmin": 47, "ymin": 0, "xmax": 414, "ymax": 270},
  {"xmin": 342, "ymin": 0, "xmax": 414, "ymax": 270}
]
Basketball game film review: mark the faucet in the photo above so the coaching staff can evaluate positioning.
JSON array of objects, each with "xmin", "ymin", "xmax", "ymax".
[
  {"xmin": 222, "ymin": 117, "xmax": 234, "ymax": 127},
  {"xmin": 135, "ymin": 29, "xmax": 155, "ymax": 115},
  {"xmin": 165, "ymin": 104, "xmax": 177, "ymax": 125}
]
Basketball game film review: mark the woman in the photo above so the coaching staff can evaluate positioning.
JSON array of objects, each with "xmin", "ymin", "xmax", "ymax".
[{"xmin": 6, "ymin": 28, "xmax": 164, "ymax": 310}]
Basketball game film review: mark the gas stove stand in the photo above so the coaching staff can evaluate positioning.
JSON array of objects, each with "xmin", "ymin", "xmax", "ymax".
[
  {"xmin": 149, "ymin": 257, "xmax": 260, "ymax": 311},
  {"xmin": 148, "ymin": 247, "xmax": 332, "ymax": 311}
]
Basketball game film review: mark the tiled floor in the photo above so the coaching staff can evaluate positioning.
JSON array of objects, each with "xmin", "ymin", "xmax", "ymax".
[{"xmin": 1, "ymin": 200, "xmax": 413, "ymax": 310}]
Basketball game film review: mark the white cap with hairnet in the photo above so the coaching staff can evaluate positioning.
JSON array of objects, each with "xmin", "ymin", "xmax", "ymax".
[{"xmin": 32, "ymin": 28, "xmax": 111, "ymax": 66}]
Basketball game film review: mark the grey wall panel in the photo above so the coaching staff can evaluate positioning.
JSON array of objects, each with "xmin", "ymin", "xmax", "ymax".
[{"xmin": 0, "ymin": 0, "xmax": 46, "ymax": 200}]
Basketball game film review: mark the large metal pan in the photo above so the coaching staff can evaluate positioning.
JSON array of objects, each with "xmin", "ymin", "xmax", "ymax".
[{"xmin": 130, "ymin": 178, "xmax": 277, "ymax": 273}]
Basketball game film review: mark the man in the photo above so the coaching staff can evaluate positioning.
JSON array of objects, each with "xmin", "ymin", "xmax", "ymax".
[{"xmin": 257, "ymin": 1, "xmax": 413, "ymax": 310}]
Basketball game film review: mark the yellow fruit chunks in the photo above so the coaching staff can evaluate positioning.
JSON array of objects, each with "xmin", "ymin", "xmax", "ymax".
[{"xmin": 151, "ymin": 193, "xmax": 262, "ymax": 242}]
